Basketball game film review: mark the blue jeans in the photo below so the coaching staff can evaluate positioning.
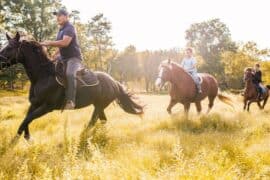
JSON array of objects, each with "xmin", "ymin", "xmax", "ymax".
[
  {"xmin": 65, "ymin": 57, "xmax": 83, "ymax": 103},
  {"xmin": 189, "ymin": 71, "xmax": 201, "ymax": 92}
]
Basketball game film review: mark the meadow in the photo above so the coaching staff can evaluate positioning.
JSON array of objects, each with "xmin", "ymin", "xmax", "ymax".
[{"xmin": 0, "ymin": 91, "xmax": 270, "ymax": 179}]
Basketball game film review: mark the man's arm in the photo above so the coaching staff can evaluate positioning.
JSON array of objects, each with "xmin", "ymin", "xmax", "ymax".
[{"xmin": 40, "ymin": 35, "xmax": 72, "ymax": 48}]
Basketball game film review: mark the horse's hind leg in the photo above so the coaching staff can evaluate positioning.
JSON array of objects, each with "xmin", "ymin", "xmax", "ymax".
[
  {"xmin": 195, "ymin": 101, "xmax": 202, "ymax": 114},
  {"xmin": 88, "ymin": 107, "xmax": 99, "ymax": 128},
  {"xmin": 262, "ymin": 96, "xmax": 269, "ymax": 109},
  {"xmin": 99, "ymin": 110, "xmax": 107, "ymax": 124},
  {"xmin": 207, "ymin": 96, "xmax": 215, "ymax": 114}
]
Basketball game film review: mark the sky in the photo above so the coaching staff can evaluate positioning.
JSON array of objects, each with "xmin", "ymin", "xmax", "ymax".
[{"xmin": 63, "ymin": 0, "xmax": 270, "ymax": 51}]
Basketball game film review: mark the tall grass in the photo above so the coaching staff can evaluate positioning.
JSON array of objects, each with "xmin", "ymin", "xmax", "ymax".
[{"xmin": 0, "ymin": 93, "xmax": 270, "ymax": 179}]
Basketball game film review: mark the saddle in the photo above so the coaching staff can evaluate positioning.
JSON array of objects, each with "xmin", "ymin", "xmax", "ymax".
[{"xmin": 54, "ymin": 60, "xmax": 99, "ymax": 88}]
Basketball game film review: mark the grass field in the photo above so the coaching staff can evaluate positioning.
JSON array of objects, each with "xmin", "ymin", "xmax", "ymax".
[{"xmin": 0, "ymin": 91, "xmax": 270, "ymax": 179}]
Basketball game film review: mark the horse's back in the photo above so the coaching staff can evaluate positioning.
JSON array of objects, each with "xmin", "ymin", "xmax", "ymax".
[{"xmin": 199, "ymin": 73, "xmax": 218, "ymax": 96}]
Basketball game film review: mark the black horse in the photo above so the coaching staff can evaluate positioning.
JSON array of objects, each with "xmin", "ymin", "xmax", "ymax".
[{"xmin": 0, "ymin": 32, "xmax": 144, "ymax": 141}]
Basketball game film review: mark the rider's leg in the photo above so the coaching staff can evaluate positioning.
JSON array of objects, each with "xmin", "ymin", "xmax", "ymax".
[
  {"xmin": 65, "ymin": 57, "xmax": 82, "ymax": 109},
  {"xmin": 255, "ymin": 83, "xmax": 262, "ymax": 100},
  {"xmin": 191, "ymin": 72, "xmax": 202, "ymax": 93}
]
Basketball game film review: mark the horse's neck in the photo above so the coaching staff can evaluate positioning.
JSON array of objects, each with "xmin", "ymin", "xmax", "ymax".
[
  {"xmin": 245, "ymin": 81, "xmax": 256, "ymax": 93},
  {"xmin": 170, "ymin": 65, "xmax": 194, "ymax": 88},
  {"xmin": 245, "ymin": 81, "xmax": 256, "ymax": 92},
  {"xmin": 22, "ymin": 51, "xmax": 54, "ymax": 83}
]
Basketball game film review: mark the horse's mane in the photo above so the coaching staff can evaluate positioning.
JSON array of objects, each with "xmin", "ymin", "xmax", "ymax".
[
  {"xmin": 245, "ymin": 67, "xmax": 253, "ymax": 72},
  {"xmin": 160, "ymin": 60, "xmax": 186, "ymax": 73},
  {"xmin": 21, "ymin": 40, "xmax": 51, "ymax": 61},
  {"xmin": 20, "ymin": 40, "xmax": 54, "ymax": 78}
]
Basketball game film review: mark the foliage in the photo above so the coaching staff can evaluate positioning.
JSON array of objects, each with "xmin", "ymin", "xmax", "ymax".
[
  {"xmin": 185, "ymin": 19, "xmax": 237, "ymax": 81},
  {"xmin": 222, "ymin": 42, "xmax": 270, "ymax": 89},
  {"xmin": 0, "ymin": 93, "xmax": 270, "ymax": 178},
  {"xmin": 0, "ymin": 0, "xmax": 62, "ymax": 41},
  {"xmin": 87, "ymin": 13, "xmax": 114, "ymax": 71}
]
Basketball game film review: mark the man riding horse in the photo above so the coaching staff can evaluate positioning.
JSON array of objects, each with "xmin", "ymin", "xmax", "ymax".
[
  {"xmin": 180, "ymin": 48, "xmax": 202, "ymax": 94},
  {"xmin": 41, "ymin": 8, "xmax": 82, "ymax": 109}
]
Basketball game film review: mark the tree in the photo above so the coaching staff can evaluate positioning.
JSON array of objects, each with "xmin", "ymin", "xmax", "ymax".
[
  {"xmin": 111, "ymin": 45, "xmax": 141, "ymax": 83},
  {"xmin": 221, "ymin": 42, "xmax": 270, "ymax": 89},
  {"xmin": 87, "ymin": 13, "xmax": 113, "ymax": 71},
  {"xmin": 185, "ymin": 19, "xmax": 237, "ymax": 81},
  {"xmin": 1, "ymin": 0, "xmax": 62, "ymax": 41},
  {"xmin": 0, "ymin": 0, "xmax": 63, "ymax": 90}
]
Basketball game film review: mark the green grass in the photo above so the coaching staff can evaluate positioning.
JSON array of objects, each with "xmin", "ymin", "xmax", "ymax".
[{"xmin": 0, "ymin": 92, "xmax": 270, "ymax": 179}]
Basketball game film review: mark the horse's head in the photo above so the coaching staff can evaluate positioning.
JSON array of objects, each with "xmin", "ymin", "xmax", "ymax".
[
  {"xmin": 155, "ymin": 59, "xmax": 173, "ymax": 89},
  {"xmin": 244, "ymin": 67, "xmax": 253, "ymax": 82},
  {"xmin": 0, "ymin": 32, "xmax": 21, "ymax": 69}
]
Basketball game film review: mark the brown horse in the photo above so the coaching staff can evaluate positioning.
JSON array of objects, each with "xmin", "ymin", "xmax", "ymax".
[
  {"xmin": 243, "ymin": 67, "xmax": 270, "ymax": 111},
  {"xmin": 155, "ymin": 60, "xmax": 233, "ymax": 115}
]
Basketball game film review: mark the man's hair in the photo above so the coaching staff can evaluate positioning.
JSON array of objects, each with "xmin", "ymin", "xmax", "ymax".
[
  {"xmin": 255, "ymin": 63, "xmax": 260, "ymax": 68},
  {"xmin": 186, "ymin": 47, "xmax": 193, "ymax": 53}
]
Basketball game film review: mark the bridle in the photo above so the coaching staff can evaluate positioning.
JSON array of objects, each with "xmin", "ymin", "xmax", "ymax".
[{"xmin": 0, "ymin": 41, "xmax": 23, "ymax": 70}]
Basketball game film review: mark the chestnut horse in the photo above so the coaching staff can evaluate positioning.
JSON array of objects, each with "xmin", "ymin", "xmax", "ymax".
[
  {"xmin": 155, "ymin": 60, "xmax": 233, "ymax": 115},
  {"xmin": 243, "ymin": 67, "xmax": 270, "ymax": 111}
]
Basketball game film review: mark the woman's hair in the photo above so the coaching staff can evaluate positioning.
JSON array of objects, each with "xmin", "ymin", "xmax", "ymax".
[{"xmin": 186, "ymin": 47, "xmax": 193, "ymax": 53}]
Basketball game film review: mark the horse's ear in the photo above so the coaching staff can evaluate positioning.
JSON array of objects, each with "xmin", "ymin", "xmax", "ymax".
[
  {"xmin": 6, "ymin": 33, "xmax": 11, "ymax": 40},
  {"xmin": 15, "ymin": 32, "xmax": 20, "ymax": 42}
]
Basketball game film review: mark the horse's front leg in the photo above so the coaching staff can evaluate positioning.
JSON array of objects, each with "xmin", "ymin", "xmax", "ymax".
[
  {"xmin": 17, "ymin": 104, "xmax": 51, "ymax": 140},
  {"xmin": 183, "ymin": 103, "xmax": 191, "ymax": 118},
  {"xmin": 23, "ymin": 104, "xmax": 36, "ymax": 140},
  {"xmin": 247, "ymin": 101, "xmax": 253, "ymax": 112},
  {"xmin": 167, "ymin": 99, "xmax": 177, "ymax": 114},
  {"xmin": 243, "ymin": 99, "xmax": 247, "ymax": 111}
]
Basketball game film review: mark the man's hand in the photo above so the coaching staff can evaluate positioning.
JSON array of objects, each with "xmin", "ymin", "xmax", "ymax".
[{"xmin": 40, "ymin": 41, "xmax": 52, "ymax": 46}]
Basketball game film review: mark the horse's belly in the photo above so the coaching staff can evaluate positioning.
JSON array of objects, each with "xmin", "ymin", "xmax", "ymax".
[{"xmin": 75, "ymin": 87, "xmax": 97, "ymax": 108}]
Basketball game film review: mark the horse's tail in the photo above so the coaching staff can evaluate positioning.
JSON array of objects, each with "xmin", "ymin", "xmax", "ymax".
[
  {"xmin": 217, "ymin": 93, "xmax": 235, "ymax": 109},
  {"xmin": 116, "ymin": 83, "xmax": 144, "ymax": 115}
]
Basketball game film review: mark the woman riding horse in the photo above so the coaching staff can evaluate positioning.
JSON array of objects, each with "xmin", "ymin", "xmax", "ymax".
[
  {"xmin": 155, "ymin": 59, "xmax": 233, "ymax": 116},
  {"xmin": 243, "ymin": 67, "xmax": 269, "ymax": 111}
]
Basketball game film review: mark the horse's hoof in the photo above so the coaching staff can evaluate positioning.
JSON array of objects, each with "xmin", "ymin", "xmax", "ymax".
[
  {"xmin": 25, "ymin": 137, "xmax": 35, "ymax": 144},
  {"xmin": 24, "ymin": 134, "xmax": 31, "ymax": 141}
]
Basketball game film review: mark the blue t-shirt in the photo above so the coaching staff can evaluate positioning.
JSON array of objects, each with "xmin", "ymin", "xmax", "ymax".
[
  {"xmin": 181, "ymin": 57, "xmax": 197, "ymax": 73},
  {"xmin": 56, "ymin": 21, "xmax": 82, "ymax": 60}
]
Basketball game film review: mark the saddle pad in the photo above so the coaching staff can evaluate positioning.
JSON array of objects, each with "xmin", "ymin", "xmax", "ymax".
[
  {"xmin": 76, "ymin": 69, "xmax": 99, "ymax": 87},
  {"xmin": 55, "ymin": 61, "xmax": 99, "ymax": 88}
]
